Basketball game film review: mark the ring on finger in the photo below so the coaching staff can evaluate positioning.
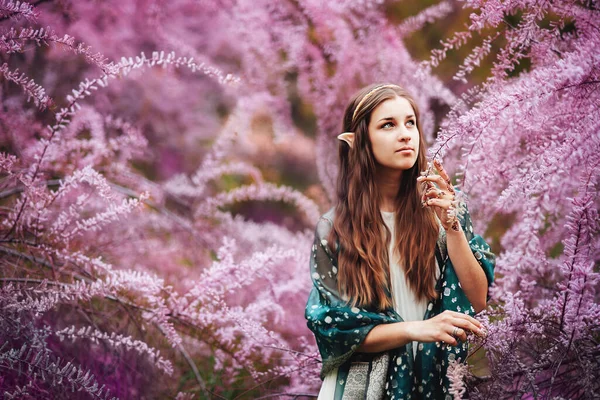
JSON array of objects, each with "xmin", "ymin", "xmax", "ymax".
[{"xmin": 452, "ymin": 327, "xmax": 461, "ymax": 338}]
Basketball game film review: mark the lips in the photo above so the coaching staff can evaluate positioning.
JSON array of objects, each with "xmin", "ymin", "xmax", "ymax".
[{"xmin": 395, "ymin": 147, "xmax": 413, "ymax": 152}]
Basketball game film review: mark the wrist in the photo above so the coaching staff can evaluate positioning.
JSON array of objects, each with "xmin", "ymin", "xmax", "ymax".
[
  {"xmin": 401, "ymin": 320, "xmax": 419, "ymax": 342},
  {"xmin": 445, "ymin": 221, "xmax": 462, "ymax": 235}
]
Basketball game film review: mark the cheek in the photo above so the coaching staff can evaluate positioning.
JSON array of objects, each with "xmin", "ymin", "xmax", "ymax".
[
  {"xmin": 373, "ymin": 142, "xmax": 387, "ymax": 160},
  {"xmin": 371, "ymin": 135, "xmax": 388, "ymax": 153}
]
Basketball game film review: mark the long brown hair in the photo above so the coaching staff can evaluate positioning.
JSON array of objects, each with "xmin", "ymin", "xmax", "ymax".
[{"xmin": 328, "ymin": 83, "xmax": 440, "ymax": 311}]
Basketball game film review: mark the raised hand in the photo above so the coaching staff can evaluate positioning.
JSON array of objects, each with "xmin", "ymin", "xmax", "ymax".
[{"xmin": 417, "ymin": 159, "xmax": 460, "ymax": 232}]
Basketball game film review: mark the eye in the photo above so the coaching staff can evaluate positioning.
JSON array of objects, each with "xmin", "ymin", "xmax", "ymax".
[
  {"xmin": 381, "ymin": 122, "xmax": 395, "ymax": 129},
  {"xmin": 406, "ymin": 119, "xmax": 416, "ymax": 127}
]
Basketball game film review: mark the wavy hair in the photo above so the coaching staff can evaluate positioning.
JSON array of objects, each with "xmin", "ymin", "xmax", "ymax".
[{"xmin": 328, "ymin": 83, "xmax": 440, "ymax": 311}]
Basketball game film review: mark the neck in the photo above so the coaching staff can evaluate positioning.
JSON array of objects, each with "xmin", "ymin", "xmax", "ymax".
[{"xmin": 376, "ymin": 166, "xmax": 402, "ymax": 212}]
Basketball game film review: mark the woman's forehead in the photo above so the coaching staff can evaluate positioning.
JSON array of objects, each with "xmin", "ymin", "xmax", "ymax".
[{"xmin": 371, "ymin": 96, "xmax": 414, "ymax": 121}]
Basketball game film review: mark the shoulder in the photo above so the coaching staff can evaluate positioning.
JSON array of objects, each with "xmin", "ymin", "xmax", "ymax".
[
  {"xmin": 321, "ymin": 206, "xmax": 336, "ymax": 224},
  {"xmin": 315, "ymin": 206, "xmax": 336, "ymax": 240}
]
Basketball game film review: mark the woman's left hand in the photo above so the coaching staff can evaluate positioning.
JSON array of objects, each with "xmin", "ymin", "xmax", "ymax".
[{"xmin": 417, "ymin": 159, "xmax": 460, "ymax": 232}]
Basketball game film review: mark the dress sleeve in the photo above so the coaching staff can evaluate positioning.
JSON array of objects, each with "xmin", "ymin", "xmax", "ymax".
[{"xmin": 304, "ymin": 217, "xmax": 398, "ymax": 379}]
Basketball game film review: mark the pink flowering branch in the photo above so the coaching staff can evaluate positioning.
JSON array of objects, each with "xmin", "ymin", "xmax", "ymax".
[
  {"xmin": 0, "ymin": 152, "xmax": 18, "ymax": 174},
  {"xmin": 196, "ymin": 182, "xmax": 321, "ymax": 226},
  {"xmin": 396, "ymin": 1, "xmax": 454, "ymax": 37},
  {"xmin": 448, "ymin": 358, "xmax": 469, "ymax": 399},
  {"xmin": 556, "ymin": 173, "xmax": 599, "ymax": 337},
  {"xmin": 0, "ymin": 0, "xmax": 38, "ymax": 22},
  {"xmin": 55, "ymin": 325, "xmax": 174, "ymax": 375},
  {"xmin": 0, "ymin": 27, "xmax": 115, "ymax": 73},
  {"xmin": 0, "ymin": 63, "xmax": 51, "ymax": 109},
  {"xmin": 166, "ymin": 161, "xmax": 264, "ymax": 199},
  {"xmin": 4, "ymin": 49, "xmax": 237, "ymax": 241},
  {"xmin": 453, "ymin": 32, "xmax": 499, "ymax": 83}
]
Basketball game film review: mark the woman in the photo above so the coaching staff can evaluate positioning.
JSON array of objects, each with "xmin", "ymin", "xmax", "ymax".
[{"xmin": 305, "ymin": 83, "xmax": 495, "ymax": 399}]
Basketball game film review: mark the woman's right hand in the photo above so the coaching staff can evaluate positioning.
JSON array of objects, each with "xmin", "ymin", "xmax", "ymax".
[{"xmin": 407, "ymin": 310, "xmax": 485, "ymax": 346}]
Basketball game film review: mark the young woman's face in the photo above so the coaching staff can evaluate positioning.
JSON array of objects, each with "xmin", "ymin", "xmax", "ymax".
[{"xmin": 367, "ymin": 95, "xmax": 420, "ymax": 172}]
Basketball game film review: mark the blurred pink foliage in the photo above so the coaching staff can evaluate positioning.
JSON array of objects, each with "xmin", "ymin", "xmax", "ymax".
[{"xmin": 0, "ymin": 0, "xmax": 598, "ymax": 398}]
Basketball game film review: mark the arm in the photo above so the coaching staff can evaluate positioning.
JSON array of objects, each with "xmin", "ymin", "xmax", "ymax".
[
  {"xmin": 305, "ymin": 216, "xmax": 400, "ymax": 375},
  {"xmin": 418, "ymin": 162, "xmax": 495, "ymax": 314},
  {"xmin": 358, "ymin": 311, "xmax": 485, "ymax": 353},
  {"xmin": 446, "ymin": 223, "xmax": 488, "ymax": 313},
  {"xmin": 357, "ymin": 322, "xmax": 413, "ymax": 353}
]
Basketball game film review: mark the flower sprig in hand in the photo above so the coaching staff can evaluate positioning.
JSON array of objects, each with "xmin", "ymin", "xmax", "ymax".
[{"xmin": 417, "ymin": 159, "xmax": 460, "ymax": 232}]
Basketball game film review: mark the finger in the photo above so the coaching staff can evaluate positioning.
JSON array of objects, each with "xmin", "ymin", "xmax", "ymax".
[
  {"xmin": 433, "ymin": 160, "xmax": 454, "ymax": 193},
  {"xmin": 432, "ymin": 160, "xmax": 456, "ymax": 195},
  {"xmin": 425, "ymin": 198, "xmax": 452, "ymax": 208},
  {"xmin": 418, "ymin": 174, "xmax": 451, "ymax": 191},
  {"xmin": 425, "ymin": 187, "xmax": 451, "ymax": 200},
  {"xmin": 424, "ymin": 188, "xmax": 438, "ymax": 201},
  {"xmin": 451, "ymin": 324, "xmax": 472, "ymax": 342},
  {"xmin": 451, "ymin": 317, "xmax": 484, "ymax": 335},
  {"xmin": 445, "ymin": 311, "xmax": 483, "ymax": 329},
  {"xmin": 420, "ymin": 181, "xmax": 437, "ymax": 206},
  {"xmin": 441, "ymin": 333, "xmax": 459, "ymax": 346},
  {"xmin": 433, "ymin": 159, "xmax": 452, "ymax": 184},
  {"xmin": 421, "ymin": 180, "xmax": 436, "ymax": 191},
  {"xmin": 457, "ymin": 313, "xmax": 484, "ymax": 328},
  {"xmin": 450, "ymin": 326, "xmax": 468, "ymax": 342},
  {"xmin": 457, "ymin": 328, "xmax": 468, "ymax": 342}
]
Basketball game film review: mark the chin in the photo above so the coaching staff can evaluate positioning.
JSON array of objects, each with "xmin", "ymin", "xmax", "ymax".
[
  {"xmin": 379, "ymin": 158, "xmax": 418, "ymax": 171},
  {"xmin": 394, "ymin": 160, "xmax": 418, "ymax": 170}
]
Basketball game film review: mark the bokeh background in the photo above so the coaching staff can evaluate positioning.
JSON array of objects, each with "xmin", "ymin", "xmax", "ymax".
[{"xmin": 1, "ymin": 0, "xmax": 598, "ymax": 399}]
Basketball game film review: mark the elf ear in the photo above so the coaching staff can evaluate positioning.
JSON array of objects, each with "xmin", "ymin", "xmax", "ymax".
[{"xmin": 337, "ymin": 132, "xmax": 355, "ymax": 148}]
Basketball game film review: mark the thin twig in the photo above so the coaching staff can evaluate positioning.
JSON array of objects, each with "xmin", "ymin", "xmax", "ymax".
[
  {"xmin": 154, "ymin": 325, "xmax": 215, "ymax": 400},
  {"xmin": 252, "ymin": 393, "xmax": 317, "ymax": 400}
]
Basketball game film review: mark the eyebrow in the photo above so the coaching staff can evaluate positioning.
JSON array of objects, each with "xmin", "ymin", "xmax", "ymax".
[{"xmin": 377, "ymin": 114, "xmax": 415, "ymax": 123}]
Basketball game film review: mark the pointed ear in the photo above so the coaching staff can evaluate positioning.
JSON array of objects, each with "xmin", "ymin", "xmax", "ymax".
[{"xmin": 337, "ymin": 132, "xmax": 355, "ymax": 148}]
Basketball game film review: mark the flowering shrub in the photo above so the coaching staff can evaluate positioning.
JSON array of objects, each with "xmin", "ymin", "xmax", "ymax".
[
  {"xmin": 0, "ymin": 0, "xmax": 598, "ymax": 399},
  {"xmin": 424, "ymin": 0, "xmax": 600, "ymax": 397}
]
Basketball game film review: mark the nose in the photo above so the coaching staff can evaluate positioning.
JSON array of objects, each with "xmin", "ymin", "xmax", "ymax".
[{"xmin": 397, "ymin": 126, "xmax": 411, "ymax": 142}]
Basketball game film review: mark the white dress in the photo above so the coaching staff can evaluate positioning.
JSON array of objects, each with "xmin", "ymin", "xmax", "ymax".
[{"xmin": 318, "ymin": 210, "xmax": 437, "ymax": 399}]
